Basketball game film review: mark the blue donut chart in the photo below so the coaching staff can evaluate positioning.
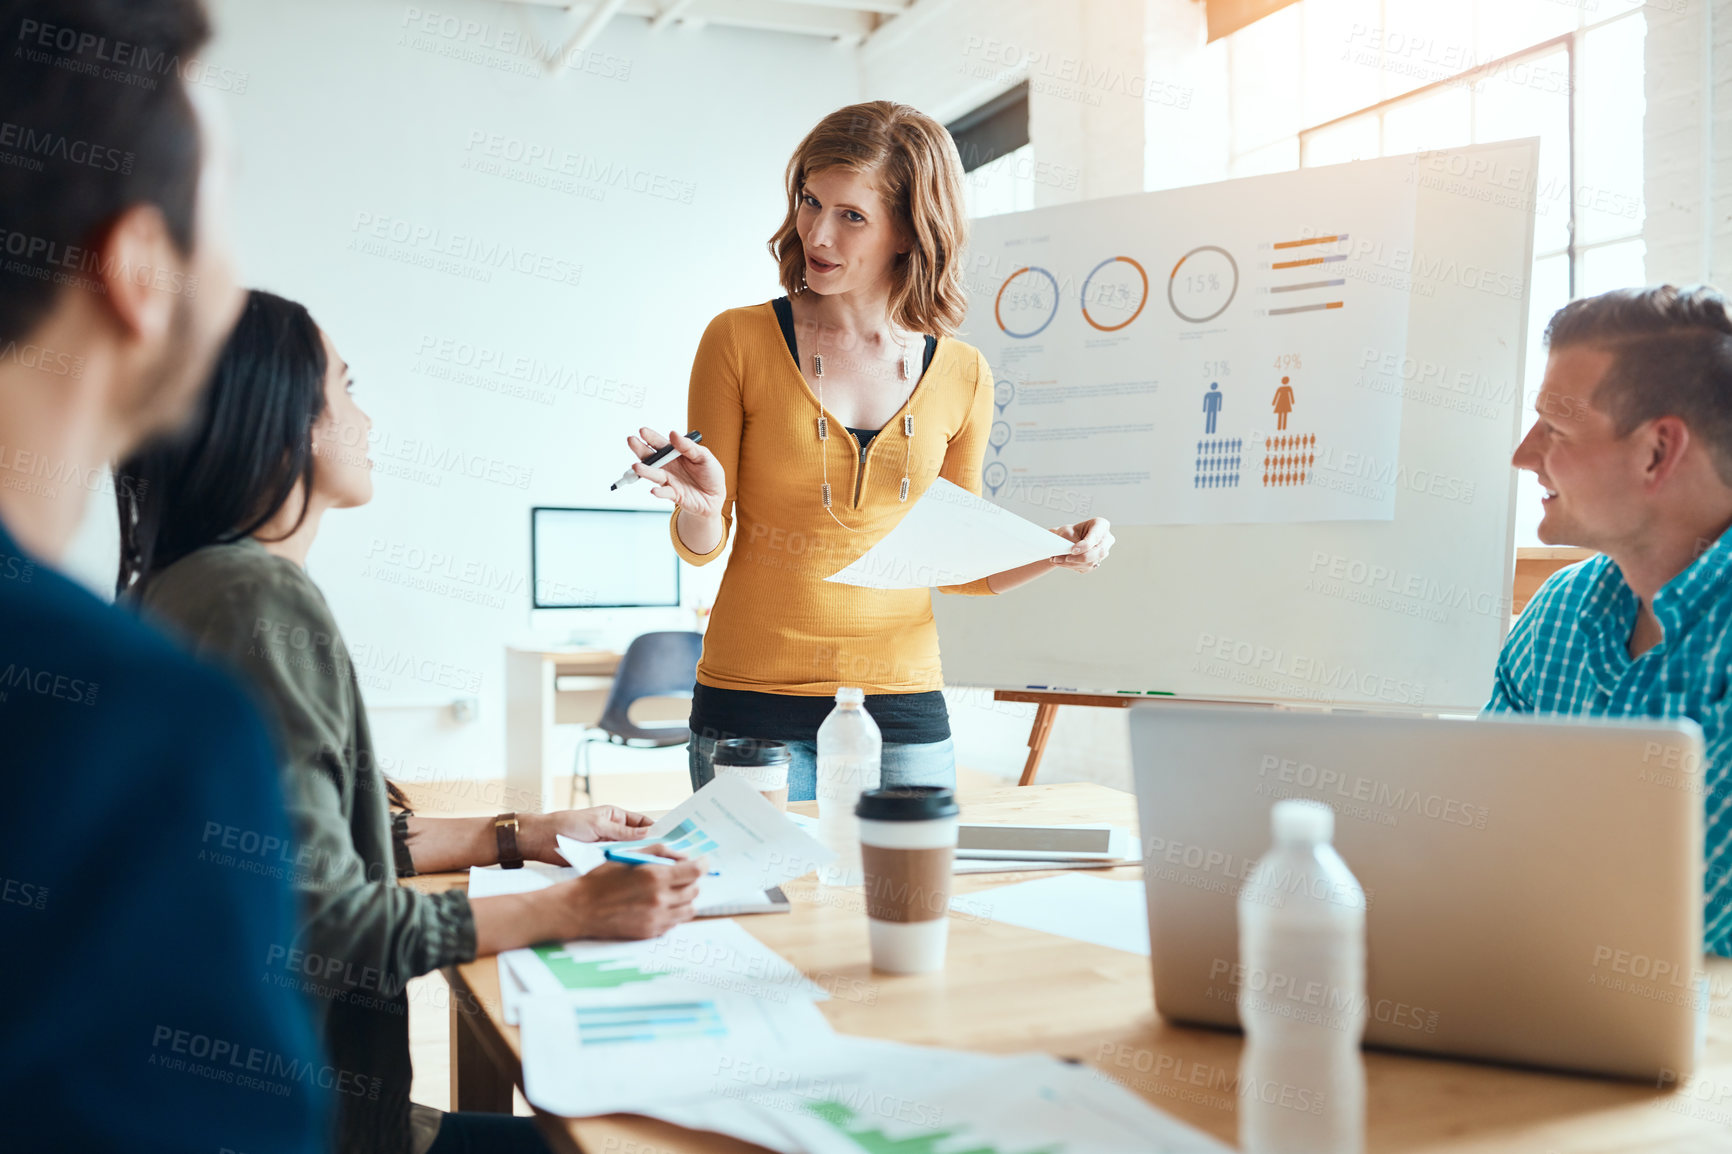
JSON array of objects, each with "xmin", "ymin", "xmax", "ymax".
[{"xmin": 993, "ymin": 266, "xmax": 1061, "ymax": 339}]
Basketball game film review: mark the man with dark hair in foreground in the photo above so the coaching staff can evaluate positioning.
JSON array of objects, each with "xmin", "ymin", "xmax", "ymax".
[
  {"xmin": 0, "ymin": 0, "xmax": 330, "ymax": 1148},
  {"xmin": 1488, "ymin": 284, "xmax": 1732, "ymax": 955}
]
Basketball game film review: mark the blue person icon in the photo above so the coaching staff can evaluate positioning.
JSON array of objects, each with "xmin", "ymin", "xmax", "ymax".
[{"xmin": 1203, "ymin": 382, "xmax": 1223, "ymax": 435}]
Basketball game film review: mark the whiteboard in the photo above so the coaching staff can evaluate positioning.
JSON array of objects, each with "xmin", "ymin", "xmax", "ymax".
[{"xmin": 936, "ymin": 141, "xmax": 1538, "ymax": 713}]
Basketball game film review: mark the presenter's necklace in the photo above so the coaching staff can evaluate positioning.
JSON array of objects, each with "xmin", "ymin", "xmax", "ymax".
[{"xmin": 813, "ymin": 328, "xmax": 917, "ymax": 534}]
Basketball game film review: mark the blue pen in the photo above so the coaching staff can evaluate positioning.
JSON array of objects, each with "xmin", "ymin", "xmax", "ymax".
[
  {"xmin": 605, "ymin": 847, "xmax": 677, "ymax": 867},
  {"xmin": 605, "ymin": 847, "xmax": 721, "ymax": 875}
]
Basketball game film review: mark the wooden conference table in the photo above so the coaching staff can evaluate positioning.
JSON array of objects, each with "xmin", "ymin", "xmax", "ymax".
[{"xmin": 420, "ymin": 782, "xmax": 1732, "ymax": 1153}]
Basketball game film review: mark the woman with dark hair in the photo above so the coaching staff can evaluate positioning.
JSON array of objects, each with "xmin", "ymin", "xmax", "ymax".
[{"xmin": 118, "ymin": 289, "xmax": 703, "ymax": 1154}]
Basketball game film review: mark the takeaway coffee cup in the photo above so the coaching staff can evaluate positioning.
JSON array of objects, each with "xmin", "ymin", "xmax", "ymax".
[
  {"xmin": 712, "ymin": 739, "xmax": 790, "ymax": 810},
  {"xmin": 856, "ymin": 786, "xmax": 961, "ymax": 973}
]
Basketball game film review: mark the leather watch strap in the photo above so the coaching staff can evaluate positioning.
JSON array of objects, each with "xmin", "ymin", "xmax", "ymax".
[{"xmin": 494, "ymin": 812, "xmax": 524, "ymax": 870}]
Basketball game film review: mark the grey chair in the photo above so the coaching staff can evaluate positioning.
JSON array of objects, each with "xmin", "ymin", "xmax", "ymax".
[{"xmin": 569, "ymin": 630, "xmax": 702, "ymax": 806}]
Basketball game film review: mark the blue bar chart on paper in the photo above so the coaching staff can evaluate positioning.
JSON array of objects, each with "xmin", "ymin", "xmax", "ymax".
[
  {"xmin": 574, "ymin": 1002, "xmax": 729, "ymax": 1047},
  {"xmin": 601, "ymin": 819, "xmax": 720, "ymax": 858}
]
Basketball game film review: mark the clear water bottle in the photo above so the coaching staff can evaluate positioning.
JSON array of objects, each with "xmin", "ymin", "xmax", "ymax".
[
  {"xmin": 1237, "ymin": 799, "xmax": 1366, "ymax": 1154},
  {"xmin": 815, "ymin": 687, "xmax": 880, "ymax": 886}
]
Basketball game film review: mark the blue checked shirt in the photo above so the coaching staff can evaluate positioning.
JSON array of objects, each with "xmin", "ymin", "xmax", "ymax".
[{"xmin": 1486, "ymin": 533, "xmax": 1732, "ymax": 955}]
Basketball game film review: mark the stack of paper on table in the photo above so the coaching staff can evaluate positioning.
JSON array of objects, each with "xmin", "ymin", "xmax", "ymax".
[
  {"xmin": 782, "ymin": 812, "xmax": 1129, "ymax": 875},
  {"xmin": 508, "ymin": 807, "xmax": 1223, "ymax": 1150},
  {"xmin": 950, "ymin": 856, "xmax": 1129, "ymax": 874},
  {"xmin": 466, "ymin": 861, "xmax": 579, "ymax": 898},
  {"xmin": 498, "ymin": 917, "xmax": 829, "ymax": 1027},
  {"xmin": 522, "ymin": 1011, "xmax": 1231, "ymax": 1153}
]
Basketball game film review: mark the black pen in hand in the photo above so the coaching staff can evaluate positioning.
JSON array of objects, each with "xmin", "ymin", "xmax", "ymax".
[{"xmin": 610, "ymin": 430, "xmax": 702, "ymax": 491}]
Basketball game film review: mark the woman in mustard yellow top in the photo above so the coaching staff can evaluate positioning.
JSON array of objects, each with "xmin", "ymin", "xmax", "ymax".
[{"xmin": 627, "ymin": 101, "xmax": 1115, "ymax": 800}]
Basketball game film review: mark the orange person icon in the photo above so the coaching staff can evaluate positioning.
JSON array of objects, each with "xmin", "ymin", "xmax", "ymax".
[{"xmin": 1272, "ymin": 376, "xmax": 1295, "ymax": 431}]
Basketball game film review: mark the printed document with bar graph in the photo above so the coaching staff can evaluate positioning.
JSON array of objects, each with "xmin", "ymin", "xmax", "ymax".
[
  {"xmin": 554, "ymin": 773, "xmax": 835, "ymax": 912},
  {"xmin": 968, "ymin": 153, "xmax": 1419, "ymax": 526},
  {"xmin": 525, "ymin": 1025, "xmax": 1234, "ymax": 1152},
  {"xmin": 502, "ymin": 919, "xmax": 830, "ymax": 1006},
  {"xmin": 520, "ymin": 978, "xmax": 834, "ymax": 1118}
]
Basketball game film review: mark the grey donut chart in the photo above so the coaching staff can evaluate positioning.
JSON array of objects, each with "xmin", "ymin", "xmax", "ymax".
[{"xmin": 1166, "ymin": 245, "xmax": 1240, "ymax": 323}]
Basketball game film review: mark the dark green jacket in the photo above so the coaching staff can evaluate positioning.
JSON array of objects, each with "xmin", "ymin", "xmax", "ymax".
[{"xmin": 136, "ymin": 538, "xmax": 476, "ymax": 1154}]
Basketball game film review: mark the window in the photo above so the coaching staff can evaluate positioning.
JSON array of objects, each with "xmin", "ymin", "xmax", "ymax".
[
  {"xmin": 962, "ymin": 142, "xmax": 1038, "ymax": 218},
  {"xmin": 1222, "ymin": 0, "xmax": 1648, "ymax": 546},
  {"xmin": 950, "ymin": 83, "xmax": 1035, "ymax": 219}
]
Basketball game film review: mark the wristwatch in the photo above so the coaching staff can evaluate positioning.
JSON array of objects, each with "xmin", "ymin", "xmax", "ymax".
[{"xmin": 494, "ymin": 813, "xmax": 524, "ymax": 870}]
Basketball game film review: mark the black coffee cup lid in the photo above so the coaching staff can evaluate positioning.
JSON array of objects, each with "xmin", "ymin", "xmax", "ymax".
[
  {"xmin": 855, "ymin": 786, "xmax": 959, "ymax": 821},
  {"xmin": 712, "ymin": 738, "xmax": 791, "ymax": 767}
]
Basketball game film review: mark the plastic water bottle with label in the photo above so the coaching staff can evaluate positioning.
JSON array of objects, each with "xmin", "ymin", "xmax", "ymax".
[
  {"xmin": 1237, "ymin": 799, "xmax": 1367, "ymax": 1154},
  {"xmin": 815, "ymin": 687, "xmax": 880, "ymax": 886}
]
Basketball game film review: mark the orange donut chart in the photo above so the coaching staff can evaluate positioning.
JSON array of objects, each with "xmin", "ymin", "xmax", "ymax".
[
  {"xmin": 1080, "ymin": 255, "xmax": 1149, "ymax": 332},
  {"xmin": 994, "ymin": 266, "xmax": 1061, "ymax": 338}
]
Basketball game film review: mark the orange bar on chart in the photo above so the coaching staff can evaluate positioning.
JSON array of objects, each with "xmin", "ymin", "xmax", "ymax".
[{"xmin": 1272, "ymin": 234, "xmax": 1348, "ymax": 249}]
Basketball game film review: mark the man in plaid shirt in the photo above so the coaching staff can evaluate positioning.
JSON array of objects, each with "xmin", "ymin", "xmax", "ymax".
[{"xmin": 1487, "ymin": 285, "xmax": 1732, "ymax": 955}]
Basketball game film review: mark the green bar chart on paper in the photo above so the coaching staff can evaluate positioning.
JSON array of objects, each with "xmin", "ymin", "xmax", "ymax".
[
  {"xmin": 530, "ymin": 945, "xmax": 661, "ymax": 991},
  {"xmin": 574, "ymin": 1001, "xmax": 727, "ymax": 1046},
  {"xmin": 806, "ymin": 1101, "xmax": 1063, "ymax": 1154}
]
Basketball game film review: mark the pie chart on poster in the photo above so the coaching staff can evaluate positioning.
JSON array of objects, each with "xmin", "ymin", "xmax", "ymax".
[
  {"xmin": 994, "ymin": 267, "xmax": 1060, "ymax": 339},
  {"xmin": 1080, "ymin": 256, "xmax": 1149, "ymax": 332},
  {"xmin": 1167, "ymin": 246, "xmax": 1239, "ymax": 323}
]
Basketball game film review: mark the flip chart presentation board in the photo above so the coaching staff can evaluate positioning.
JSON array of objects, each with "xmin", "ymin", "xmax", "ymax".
[{"xmin": 936, "ymin": 141, "xmax": 1538, "ymax": 712}]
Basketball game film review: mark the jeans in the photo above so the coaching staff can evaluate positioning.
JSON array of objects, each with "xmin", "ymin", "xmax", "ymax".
[
  {"xmin": 687, "ymin": 735, "xmax": 955, "ymax": 801},
  {"xmin": 424, "ymin": 1112, "xmax": 552, "ymax": 1154}
]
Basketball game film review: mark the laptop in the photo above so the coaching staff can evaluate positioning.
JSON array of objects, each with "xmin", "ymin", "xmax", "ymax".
[{"xmin": 1129, "ymin": 705, "xmax": 1706, "ymax": 1080}]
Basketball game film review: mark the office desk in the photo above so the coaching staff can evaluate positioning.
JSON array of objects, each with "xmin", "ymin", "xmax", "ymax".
[
  {"xmin": 504, "ymin": 646, "xmax": 620, "ymax": 813},
  {"xmin": 428, "ymin": 782, "xmax": 1732, "ymax": 1153},
  {"xmin": 504, "ymin": 645, "xmax": 694, "ymax": 812}
]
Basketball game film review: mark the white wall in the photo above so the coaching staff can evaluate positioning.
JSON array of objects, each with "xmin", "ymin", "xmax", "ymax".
[{"xmin": 177, "ymin": 0, "xmax": 861, "ymax": 789}]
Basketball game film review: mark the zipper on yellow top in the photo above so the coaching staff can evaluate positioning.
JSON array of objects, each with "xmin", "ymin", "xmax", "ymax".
[{"xmin": 853, "ymin": 434, "xmax": 871, "ymax": 508}]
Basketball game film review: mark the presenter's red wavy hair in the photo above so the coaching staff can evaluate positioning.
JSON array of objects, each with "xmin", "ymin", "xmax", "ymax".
[{"xmin": 769, "ymin": 101, "xmax": 970, "ymax": 338}]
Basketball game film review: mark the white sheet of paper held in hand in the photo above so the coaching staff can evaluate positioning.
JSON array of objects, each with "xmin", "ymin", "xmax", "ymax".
[
  {"xmin": 556, "ymin": 773, "xmax": 834, "ymax": 896},
  {"xmin": 825, "ymin": 477, "xmax": 1070, "ymax": 589}
]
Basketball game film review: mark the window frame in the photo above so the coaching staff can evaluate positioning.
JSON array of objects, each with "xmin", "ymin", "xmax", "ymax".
[{"xmin": 1283, "ymin": 8, "xmax": 1646, "ymax": 299}]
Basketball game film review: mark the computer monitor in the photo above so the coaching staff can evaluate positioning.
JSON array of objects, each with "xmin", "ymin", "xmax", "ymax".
[{"xmin": 531, "ymin": 507, "xmax": 680, "ymax": 609}]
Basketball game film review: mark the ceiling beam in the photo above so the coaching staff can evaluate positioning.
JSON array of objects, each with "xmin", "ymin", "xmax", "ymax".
[
  {"xmin": 675, "ymin": 0, "xmax": 874, "ymax": 40},
  {"xmin": 498, "ymin": 0, "xmax": 878, "ymax": 42},
  {"xmin": 772, "ymin": 0, "xmax": 911, "ymax": 15},
  {"xmin": 555, "ymin": 0, "xmax": 630, "ymax": 57},
  {"xmin": 651, "ymin": 0, "xmax": 703, "ymax": 30}
]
